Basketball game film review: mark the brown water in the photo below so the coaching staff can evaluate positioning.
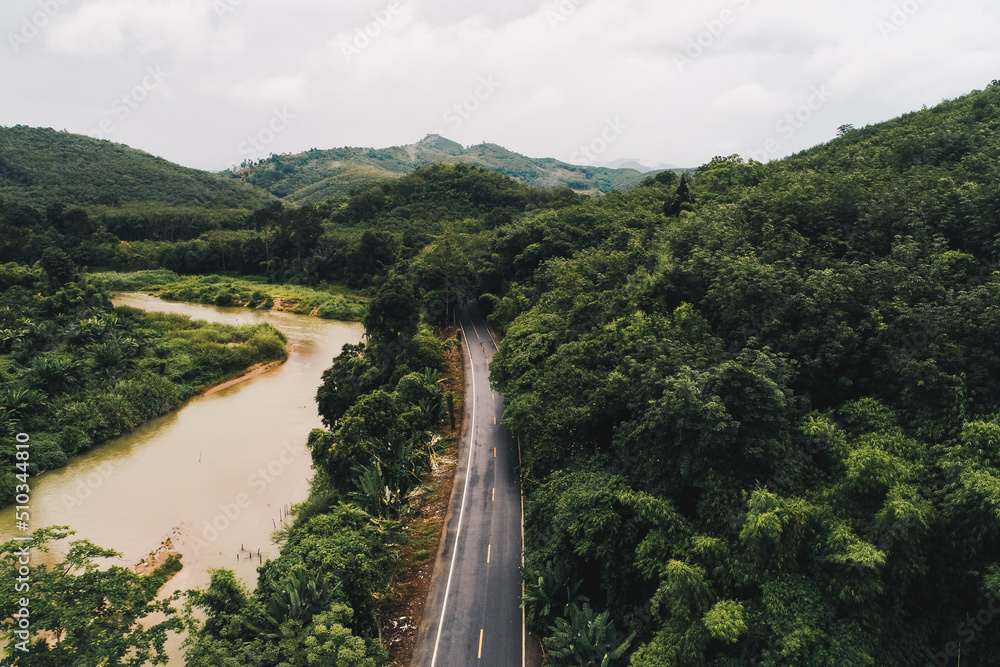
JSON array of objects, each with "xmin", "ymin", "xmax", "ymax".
[{"xmin": 0, "ymin": 293, "xmax": 363, "ymax": 661}]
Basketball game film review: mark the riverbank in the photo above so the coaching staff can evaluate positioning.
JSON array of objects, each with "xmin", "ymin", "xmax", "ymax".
[
  {"xmin": 0, "ymin": 278, "xmax": 290, "ymax": 507},
  {"xmin": 92, "ymin": 270, "xmax": 368, "ymax": 322},
  {"xmin": 199, "ymin": 346, "xmax": 290, "ymax": 397},
  {"xmin": 0, "ymin": 295, "xmax": 366, "ymax": 665},
  {"xmin": 133, "ymin": 536, "xmax": 181, "ymax": 577}
]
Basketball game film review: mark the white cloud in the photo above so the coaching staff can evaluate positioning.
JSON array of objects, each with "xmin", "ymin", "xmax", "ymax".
[
  {"xmin": 228, "ymin": 73, "xmax": 307, "ymax": 105},
  {"xmin": 45, "ymin": 0, "xmax": 244, "ymax": 58},
  {"xmin": 1, "ymin": 0, "xmax": 998, "ymax": 171}
]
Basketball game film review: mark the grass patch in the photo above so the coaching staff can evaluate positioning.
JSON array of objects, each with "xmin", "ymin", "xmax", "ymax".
[{"xmin": 91, "ymin": 271, "xmax": 368, "ymax": 322}]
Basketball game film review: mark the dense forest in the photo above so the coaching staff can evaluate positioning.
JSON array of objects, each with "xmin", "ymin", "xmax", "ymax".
[
  {"xmin": 485, "ymin": 83, "xmax": 1000, "ymax": 665},
  {"xmin": 3, "ymin": 81, "xmax": 1000, "ymax": 665},
  {"xmin": 0, "ymin": 126, "xmax": 274, "ymax": 210}
]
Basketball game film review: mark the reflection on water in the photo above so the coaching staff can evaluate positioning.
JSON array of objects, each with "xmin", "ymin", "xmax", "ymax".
[{"xmin": 0, "ymin": 293, "xmax": 363, "ymax": 662}]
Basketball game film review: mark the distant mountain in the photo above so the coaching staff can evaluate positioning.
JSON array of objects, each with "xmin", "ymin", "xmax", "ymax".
[
  {"xmin": 0, "ymin": 125, "xmax": 276, "ymax": 210},
  {"xmin": 0, "ymin": 126, "xmax": 680, "ymax": 213},
  {"xmin": 592, "ymin": 158, "xmax": 681, "ymax": 173},
  {"xmin": 231, "ymin": 135, "xmax": 674, "ymax": 203}
]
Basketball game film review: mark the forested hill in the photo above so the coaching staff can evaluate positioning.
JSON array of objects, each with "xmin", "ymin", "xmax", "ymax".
[
  {"xmin": 0, "ymin": 125, "xmax": 276, "ymax": 210},
  {"xmin": 229, "ymin": 134, "xmax": 662, "ymax": 203},
  {"xmin": 484, "ymin": 82, "xmax": 1000, "ymax": 665}
]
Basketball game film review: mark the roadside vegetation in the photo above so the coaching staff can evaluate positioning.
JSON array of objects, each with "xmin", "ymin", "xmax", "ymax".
[
  {"xmin": 181, "ymin": 276, "xmax": 456, "ymax": 666},
  {"xmin": 488, "ymin": 83, "xmax": 1000, "ymax": 665}
]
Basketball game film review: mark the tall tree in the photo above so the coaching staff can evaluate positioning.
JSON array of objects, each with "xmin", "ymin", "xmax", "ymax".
[
  {"xmin": 412, "ymin": 224, "xmax": 472, "ymax": 324},
  {"xmin": 664, "ymin": 174, "xmax": 694, "ymax": 216},
  {"xmin": 363, "ymin": 274, "xmax": 420, "ymax": 354}
]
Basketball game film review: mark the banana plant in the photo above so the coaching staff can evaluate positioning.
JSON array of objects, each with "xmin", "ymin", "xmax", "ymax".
[
  {"xmin": 350, "ymin": 462, "xmax": 386, "ymax": 519},
  {"xmin": 522, "ymin": 559, "xmax": 589, "ymax": 634},
  {"xmin": 545, "ymin": 602, "xmax": 635, "ymax": 667},
  {"xmin": 248, "ymin": 569, "xmax": 337, "ymax": 639}
]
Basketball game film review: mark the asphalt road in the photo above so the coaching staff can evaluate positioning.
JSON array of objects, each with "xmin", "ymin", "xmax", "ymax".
[{"xmin": 411, "ymin": 301, "xmax": 536, "ymax": 666}]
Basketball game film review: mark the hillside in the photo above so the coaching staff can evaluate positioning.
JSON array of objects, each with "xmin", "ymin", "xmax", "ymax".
[
  {"xmin": 0, "ymin": 125, "xmax": 276, "ymax": 210},
  {"xmin": 7, "ymin": 81, "xmax": 1000, "ymax": 666},
  {"xmin": 482, "ymin": 82, "xmax": 1000, "ymax": 666},
  {"xmin": 229, "ymin": 134, "xmax": 666, "ymax": 201}
]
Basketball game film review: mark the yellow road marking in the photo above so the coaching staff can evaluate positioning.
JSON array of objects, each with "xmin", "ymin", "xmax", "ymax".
[
  {"xmin": 478, "ymin": 629, "xmax": 484, "ymax": 659},
  {"xmin": 494, "ymin": 448, "xmax": 497, "ymax": 458},
  {"xmin": 487, "ymin": 544, "xmax": 491, "ymax": 563},
  {"xmin": 494, "ymin": 416, "xmax": 496, "ymax": 425},
  {"xmin": 473, "ymin": 324, "xmax": 480, "ymax": 340}
]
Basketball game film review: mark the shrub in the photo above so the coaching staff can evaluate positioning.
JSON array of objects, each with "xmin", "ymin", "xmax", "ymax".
[
  {"xmin": 30, "ymin": 434, "xmax": 69, "ymax": 472},
  {"xmin": 57, "ymin": 426, "xmax": 92, "ymax": 456}
]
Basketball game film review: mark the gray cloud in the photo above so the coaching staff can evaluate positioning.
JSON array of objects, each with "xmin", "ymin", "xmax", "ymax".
[{"xmin": 2, "ymin": 0, "xmax": 999, "ymax": 172}]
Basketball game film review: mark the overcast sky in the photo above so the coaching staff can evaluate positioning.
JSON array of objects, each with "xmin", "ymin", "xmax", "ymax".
[{"xmin": 2, "ymin": 0, "xmax": 999, "ymax": 172}]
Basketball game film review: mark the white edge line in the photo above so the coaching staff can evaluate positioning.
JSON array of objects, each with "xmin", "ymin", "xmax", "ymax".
[
  {"xmin": 520, "ymin": 436, "xmax": 526, "ymax": 667},
  {"xmin": 430, "ymin": 313, "xmax": 478, "ymax": 667}
]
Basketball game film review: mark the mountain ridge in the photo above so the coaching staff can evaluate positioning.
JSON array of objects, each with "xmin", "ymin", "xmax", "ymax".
[
  {"xmin": 0, "ymin": 125, "xmax": 681, "ymax": 212},
  {"xmin": 229, "ymin": 134, "xmax": 678, "ymax": 204}
]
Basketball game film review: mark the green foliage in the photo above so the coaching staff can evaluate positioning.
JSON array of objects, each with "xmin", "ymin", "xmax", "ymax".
[
  {"xmin": 184, "ymin": 506, "xmax": 395, "ymax": 666},
  {"xmin": 0, "ymin": 266, "xmax": 288, "ymax": 503},
  {"xmin": 92, "ymin": 271, "xmax": 368, "ymax": 322},
  {"xmin": 489, "ymin": 84, "xmax": 1000, "ymax": 665},
  {"xmin": 522, "ymin": 559, "xmax": 589, "ymax": 635},
  {"xmin": 188, "ymin": 273, "xmax": 446, "ymax": 664},
  {"xmin": 545, "ymin": 602, "xmax": 634, "ymax": 667},
  {"xmin": 0, "ymin": 527, "xmax": 183, "ymax": 666},
  {"xmin": 363, "ymin": 274, "xmax": 419, "ymax": 352},
  {"xmin": 0, "ymin": 125, "xmax": 274, "ymax": 210},
  {"xmin": 235, "ymin": 135, "xmax": 654, "ymax": 201}
]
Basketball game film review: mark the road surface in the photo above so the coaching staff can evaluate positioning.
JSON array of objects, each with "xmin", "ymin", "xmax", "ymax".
[{"xmin": 411, "ymin": 301, "xmax": 536, "ymax": 666}]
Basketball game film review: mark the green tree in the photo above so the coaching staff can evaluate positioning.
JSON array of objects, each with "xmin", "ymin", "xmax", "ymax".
[
  {"xmin": 363, "ymin": 274, "xmax": 419, "ymax": 354},
  {"xmin": 40, "ymin": 246, "xmax": 77, "ymax": 284},
  {"xmin": 411, "ymin": 224, "xmax": 473, "ymax": 324},
  {"xmin": 664, "ymin": 174, "xmax": 694, "ymax": 216},
  {"xmin": 0, "ymin": 527, "xmax": 183, "ymax": 666},
  {"xmin": 316, "ymin": 343, "xmax": 371, "ymax": 428}
]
